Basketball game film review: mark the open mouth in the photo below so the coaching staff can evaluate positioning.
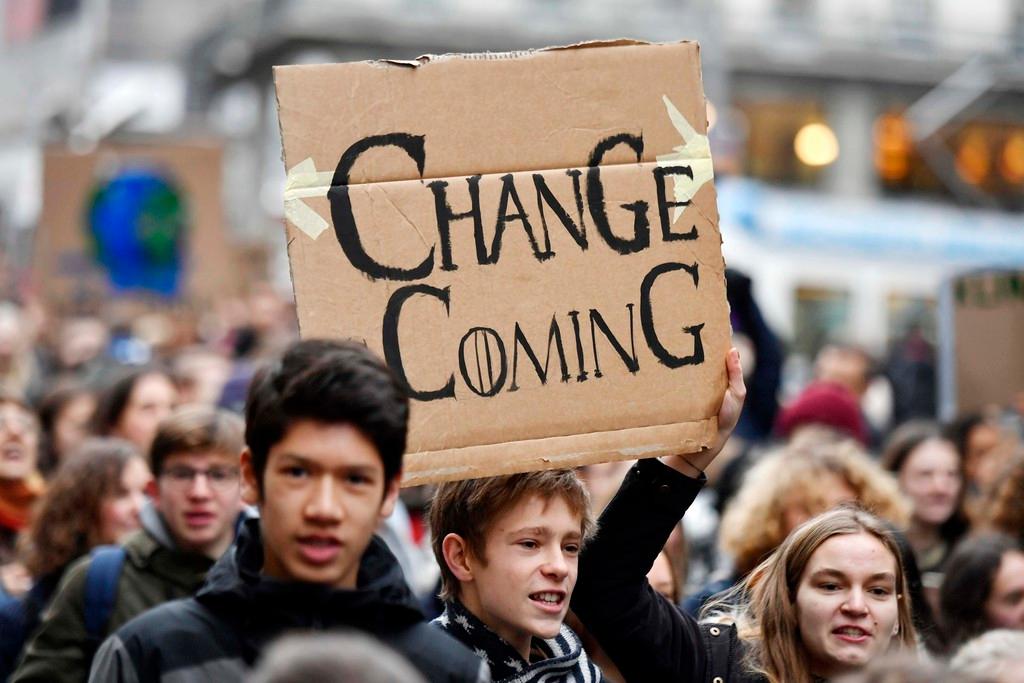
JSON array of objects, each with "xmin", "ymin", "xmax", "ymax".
[
  {"xmin": 297, "ymin": 536, "xmax": 342, "ymax": 565},
  {"xmin": 529, "ymin": 591, "xmax": 566, "ymax": 612},
  {"xmin": 832, "ymin": 626, "xmax": 871, "ymax": 643}
]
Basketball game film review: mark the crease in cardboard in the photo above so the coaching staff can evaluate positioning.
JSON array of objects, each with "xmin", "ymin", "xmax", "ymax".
[
  {"xmin": 376, "ymin": 186, "xmax": 433, "ymax": 249},
  {"xmin": 280, "ymin": 96, "xmax": 710, "ymax": 196},
  {"xmin": 282, "ymin": 150, "xmax": 715, "ymax": 239},
  {"xmin": 656, "ymin": 95, "xmax": 715, "ymax": 224}
]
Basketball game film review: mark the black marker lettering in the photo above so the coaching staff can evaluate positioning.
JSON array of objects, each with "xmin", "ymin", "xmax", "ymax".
[
  {"xmin": 586, "ymin": 133, "xmax": 650, "ymax": 254},
  {"xmin": 489, "ymin": 174, "xmax": 553, "ymax": 263},
  {"xmin": 654, "ymin": 165, "xmax": 698, "ymax": 241},
  {"xmin": 382, "ymin": 284, "xmax": 455, "ymax": 400},
  {"xmin": 589, "ymin": 304, "xmax": 639, "ymax": 378},
  {"xmin": 329, "ymin": 134, "xmax": 434, "ymax": 281},
  {"xmin": 458, "ymin": 327, "xmax": 508, "ymax": 397},
  {"xmin": 427, "ymin": 175, "xmax": 485, "ymax": 271},
  {"xmin": 640, "ymin": 262, "xmax": 705, "ymax": 368},
  {"xmin": 567, "ymin": 310, "xmax": 589, "ymax": 382},
  {"xmin": 532, "ymin": 170, "xmax": 587, "ymax": 251},
  {"xmin": 509, "ymin": 316, "xmax": 571, "ymax": 391}
]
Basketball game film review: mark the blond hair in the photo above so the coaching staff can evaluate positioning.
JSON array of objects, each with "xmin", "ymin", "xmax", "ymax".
[
  {"xmin": 720, "ymin": 437, "xmax": 910, "ymax": 575},
  {"xmin": 712, "ymin": 505, "xmax": 917, "ymax": 683}
]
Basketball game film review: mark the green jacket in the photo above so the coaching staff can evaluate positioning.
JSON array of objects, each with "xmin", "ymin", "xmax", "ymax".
[{"xmin": 11, "ymin": 504, "xmax": 216, "ymax": 683}]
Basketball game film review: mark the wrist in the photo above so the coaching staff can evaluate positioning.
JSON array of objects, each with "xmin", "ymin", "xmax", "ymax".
[{"xmin": 660, "ymin": 453, "xmax": 704, "ymax": 478}]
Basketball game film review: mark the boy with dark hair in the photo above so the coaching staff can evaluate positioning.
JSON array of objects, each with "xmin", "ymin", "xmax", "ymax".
[
  {"xmin": 430, "ymin": 469, "xmax": 603, "ymax": 682},
  {"xmin": 89, "ymin": 339, "xmax": 488, "ymax": 683},
  {"xmin": 13, "ymin": 406, "xmax": 246, "ymax": 683}
]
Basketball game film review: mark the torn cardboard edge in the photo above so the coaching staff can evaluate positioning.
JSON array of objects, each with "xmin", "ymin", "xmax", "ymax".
[
  {"xmin": 401, "ymin": 416, "xmax": 717, "ymax": 487},
  {"xmin": 379, "ymin": 37, "xmax": 665, "ymax": 69}
]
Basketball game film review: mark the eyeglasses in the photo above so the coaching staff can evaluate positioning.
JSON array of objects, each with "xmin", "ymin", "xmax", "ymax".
[{"xmin": 160, "ymin": 465, "xmax": 240, "ymax": 490}]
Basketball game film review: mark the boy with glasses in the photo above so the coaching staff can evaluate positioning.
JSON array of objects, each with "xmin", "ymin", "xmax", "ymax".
[
  {"xmin": 87, "ymin": 339, "xmax": 486, "ymax": 682},
  {"xmin": 14, "ymin": 406, "xmax": 246, "ymax": 683}
]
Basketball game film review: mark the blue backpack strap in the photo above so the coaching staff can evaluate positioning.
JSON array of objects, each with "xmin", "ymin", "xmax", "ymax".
[{"xmin": 84, "ymin": 545, "xmax": 126, "ymax": 641}]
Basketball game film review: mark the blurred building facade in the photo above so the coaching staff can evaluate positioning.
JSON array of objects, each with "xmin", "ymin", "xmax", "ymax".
[{"xmin": 1, "ymin": 0, "xmax": 1022, "ymax": 357}]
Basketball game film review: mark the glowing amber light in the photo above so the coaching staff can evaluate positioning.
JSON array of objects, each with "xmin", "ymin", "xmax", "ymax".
[
  {"xmin": 999, "ymin": 132, "xmax": 1024, "ymax": 184},
  {"xmin": 874, "ymin": 113, "xmax": 911, "ymax": 182},
  {"xmin": 794, "ymin": 122, "xmax": 839, "ymax": 167},
  {"xmin": 956, "ymin": 130, "xmax": 990, "ymax": 185}
]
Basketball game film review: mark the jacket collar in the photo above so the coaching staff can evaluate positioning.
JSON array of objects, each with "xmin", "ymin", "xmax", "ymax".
[
  {"xmin": 437, "ymin": 599, "xmax": 601, "ymax": 682},
  {"xmin": 195, "ymin": 517, "xmax": 424, "ymax": 644},
  {"xmin": 139, "ymin": 499, "xmax": 177, "ymax": 549}
]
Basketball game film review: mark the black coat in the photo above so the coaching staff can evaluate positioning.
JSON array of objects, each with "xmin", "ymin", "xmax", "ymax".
[
  {"xmin": 571, "ymin": 458, "xmax": 765, "ymax": 683},
  {"xmin": 89, "ymin": 518, "xmax": 487, "ymax": 683}
]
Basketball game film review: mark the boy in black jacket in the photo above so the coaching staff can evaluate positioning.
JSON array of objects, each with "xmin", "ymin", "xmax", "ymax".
[
  {"xmin": 89, "ymin": 339, "xmax": 488, "ymax": 683},
  {"xmin": 430, "ymin": 470, "xmax": 603, "ymax": 682}
]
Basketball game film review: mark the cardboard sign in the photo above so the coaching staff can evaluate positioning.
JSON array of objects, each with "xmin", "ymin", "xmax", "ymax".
[
  {"xmin": 950, "ymin": 271, "xmax": 1024, "ymax": 413},
  {"xmin": 34, "ymin": 143, "xmax": 239, "ymax": 310},
  {"xmin": 274, "ymin": 40, "xmax": 730, "ymax": 485}
]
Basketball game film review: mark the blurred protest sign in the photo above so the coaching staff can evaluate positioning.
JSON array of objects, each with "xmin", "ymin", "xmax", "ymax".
[
  {"xmin": 34, "ymin": 143, "xmax": 239, "ymax": 310},
  {"xmin": 940, "ymin": 270, "xmax": 1024, "ymax": 415},
  {"xmin": 274, "ymin": 40, "xmax": 730, "ymax": 485}
]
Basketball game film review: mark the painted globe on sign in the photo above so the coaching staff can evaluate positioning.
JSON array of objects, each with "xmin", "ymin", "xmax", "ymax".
[{"xmin": 86, "ymin": 167, "xmax": 188, "ymax": 297}]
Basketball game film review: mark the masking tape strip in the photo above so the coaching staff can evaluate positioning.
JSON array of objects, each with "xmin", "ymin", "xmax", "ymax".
[
  {"xmin": 656, "ymin": 94, "xmax": 715, "ymax": 224},
  {"xmin": 283, "ymin": 157, "xmax": 334, "ymax": 240}
]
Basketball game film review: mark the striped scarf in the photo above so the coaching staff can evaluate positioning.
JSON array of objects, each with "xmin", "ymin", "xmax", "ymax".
[{"xmin": 433, "ymin": 600, "xmax": 603, "ymax": 683}]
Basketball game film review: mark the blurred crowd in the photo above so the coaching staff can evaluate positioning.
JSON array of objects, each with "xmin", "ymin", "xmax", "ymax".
[
  {"xmin": 0, "ymin": 281, "xmax": 296, "ymax": 573},
  {"xmin": 0, "ymin": 266, "xmax": 1020, "ymax": 683}
]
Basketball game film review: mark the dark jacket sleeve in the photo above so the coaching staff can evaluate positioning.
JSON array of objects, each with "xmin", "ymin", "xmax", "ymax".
[
  {"xmin": 11, "ymin": 557, "xmax": 94, "ymax": 683},
  {"xmin": 86, "ymin": 635, "xmax": 139, "ymax": 683},
  {"xmin": 571, "ymin": 457, "xmax": 708, "ymax": 682}
]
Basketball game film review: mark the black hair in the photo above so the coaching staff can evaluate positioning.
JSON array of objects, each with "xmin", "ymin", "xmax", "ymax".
[
  {"xmin": 939, "ymin": 533, "xmax": 1022, "ymax": 652},
  {"xmin": 36, "ymin": 382, "xmax": 94, "ymax": 475},
  {"xmin": 944, "ymin": 412, "xmax": 992, "ymax": 461},
  {"xmin": 885, "ymin": 521, "xmax": 947, "ymax": 653},
  {"xmin": 91, "ymin": 366, "xmax": 174, "ymax": 436},
  {"xmin": 244, "ymin": 339, "xmax": 408, "ymax": 491}
]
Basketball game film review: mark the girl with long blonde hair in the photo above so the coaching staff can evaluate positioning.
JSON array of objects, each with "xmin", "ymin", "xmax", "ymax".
[{"xmin": 572, "ymin": 349, "xmax": 918, "ymax": 682}]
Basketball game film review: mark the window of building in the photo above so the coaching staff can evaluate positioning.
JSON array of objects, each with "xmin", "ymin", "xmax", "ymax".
[
  {"xmin": 886, "ymin": 293, "xmax": 936, "ymax": 350},
  {"xmin": 735, "ymin": 99, "xmax": 830, "ymax": 185},
  {"xmin": 874, "ymin": 110, "xmax": 1024, "ymax": 210},
  {"xmin": 793, "ymin": 285, "xmax": 851, "ymax": 359}
]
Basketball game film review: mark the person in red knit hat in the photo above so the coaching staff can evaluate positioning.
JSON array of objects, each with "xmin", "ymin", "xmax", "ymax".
[{"xmin": 775, "ymin": 381, "xmax": 869, "ymax": 445}]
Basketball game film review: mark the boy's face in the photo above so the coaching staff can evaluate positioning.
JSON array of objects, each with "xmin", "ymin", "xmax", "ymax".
[
  {"xmin": 154, "ymin": 449, "xmax": 242, "ymax": 559},
  {"xmin": 458, "ymin": 494, "xmax": 582, "ymax": 652},
  {"xmin": 241, "ymin": 419, "xmax": 399, "ymax": 589}
]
